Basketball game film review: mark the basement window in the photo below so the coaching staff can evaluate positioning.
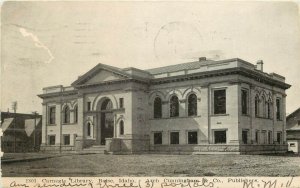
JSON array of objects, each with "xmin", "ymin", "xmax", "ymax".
[
  {"xmin": 188, "ymin": 131, "xmax": 198, "ymax": 144},
  {"xmin": 49, "ymin": 135, "xmax": 56, "ymax": 145},
  {"xmin": 214, "ymin": 130, "xmax": 226, "ymax": 144},
  {"xmin": 242, "ymin": 130, "xmax": 248, "ymax": 144},
  {"xmin": 63, "ymin": 135, "xmax": 70, "ymax": 145},
  {"xmin": 170, "ymin": 132, "xmax": 179, "ymax": 144},
  {"xmin": 154, "ymin": 132, "xmax": 162, "ymax": 145}
]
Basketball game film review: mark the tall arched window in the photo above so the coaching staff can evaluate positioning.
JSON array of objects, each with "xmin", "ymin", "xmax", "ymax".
[
  {"xmin": 87, "ymin": 122, "xmax": 91, "ymax": 137},
  {"xmin": 188, "ymin": 94, "xmax": 197, "ymax": 116},
  {"xmin": 255, "ymin": 95, "xmax": 259, "ymax": 117},
  {"xmin": 170, "ymin": 95, "xmax": 179, "ymax": 117},
  {"xmin": 261, "ymin": 96, "xmax": 266, "ymax": 117},
  {"xmin": 74, "ymin": 106, "xmax": 78, "ymax": 123},
  {"xmin": 267, "ymin": 99, "xmax": 271, "ymax": 119},
  {"xmin": 154, "ymin": 97, "xmax": 162, "ymax": 118},
  {"xmin": 120, "ymin": 120, "xmax": 124, "ymax": 135},
  {"xmin": 63, "ymin": 106, "xmax": 70, "ymax": 123}
]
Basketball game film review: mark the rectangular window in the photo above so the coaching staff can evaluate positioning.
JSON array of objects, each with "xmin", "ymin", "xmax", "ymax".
[
  {"xmin": 170, "ymin": 132, "xmax": 179, "ymax": 144},
  {"xmin": 188, "ymin": 131, "xmax": 198, "ymax": 144},
  {"xmin": 119, "ymin": 98, "xmax": 124, "ymax": 108},
  {"xmin": 49, "ymin": 106, "xmax": 56, "ymax": 124},
  {"xmin": 277, "ymin": 132, "xmax": 282, "ymax": 144},
  {"xmin": 154, "ymin": 132, "xmax": 162, "ymax": 145},
  {"xmin": 214, "ymin": 130, "xmax": 226, "ymax": 144},
  {"xmin": 261, "ymin": 131, "xmax": 267, "ymax": 144},
  {"xmin": 298, "ymin": 120, "xmax": 300, "ymax": 125},
  {"xmin": 241, "ymin": 89, "xmax": 248, "ymax": 115},
  {"xmin": 276, "ymin": 98, "xmax": 281, "ymax": 120},
  {"xmin": 268, "ymin": 131, "xmax": 272, "ymax": 144},
  {"xmin": 49, "ymin": 135, "xmax": 55, "ymax": 145},
  {"xmin": 290, "ymin": 143, "xmax": 295, "ymax": 147},
  {"xmin": 63, "ymin": 135, "xmax": 70, "ymax": 145},
  {"xmin": 213, "ymin": 89, "xmax": 226, "ymax": 114},
  {"xmin": 255, "ymin": 130, "xmax": 259, "ymax": 144},
  {"xmin": 242, "ymin": 130, "xmax": 248, "ymax": 144},
  {"xmin": 87, "ymin": 102, "xmax": 91, "ymax": 111}
]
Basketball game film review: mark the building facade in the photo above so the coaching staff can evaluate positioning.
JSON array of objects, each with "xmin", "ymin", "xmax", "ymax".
[
  {"xmin": 38, "ymin": 58, "xmax": 290, "ymax": 154},
  {"xmin": 286, "ymin": 108, "xmax": 300, "ymax": 153},
  {"xmin": 1, "ymin": 112, "xmax": 42, "ymax": 153}
]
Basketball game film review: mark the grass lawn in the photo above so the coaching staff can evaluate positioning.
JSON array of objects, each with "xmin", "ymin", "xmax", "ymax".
[{"xmin": 2, "ymin": 153, "xmax": 300, "ymax": 177}]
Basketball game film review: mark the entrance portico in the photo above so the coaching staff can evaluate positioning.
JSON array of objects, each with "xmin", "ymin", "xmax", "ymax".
[{"xmin": 95, "ymin": 97, "xmax": 115, "ymax": 145}]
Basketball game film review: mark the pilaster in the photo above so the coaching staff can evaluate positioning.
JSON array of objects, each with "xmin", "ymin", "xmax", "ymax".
[
  {"xmin": 78, "ymin": 96, "xmax": 84, "ymax": 137},
  {"xmin": 41, "ymin": 104, "xmax": 47, "ymax": 145}
]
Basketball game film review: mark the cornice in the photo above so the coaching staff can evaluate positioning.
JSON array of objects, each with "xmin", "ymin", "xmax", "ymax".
[
  {"xmin": 74, "ymin": 78, "xmax": 149, "ymax": 89},
  {"xmin": 150, "ymin": 67, "xmax": 290, "ymax": 90},
  {"xmin": 38, "ymin": 90, "xmax": 78, "ymax": 99}
]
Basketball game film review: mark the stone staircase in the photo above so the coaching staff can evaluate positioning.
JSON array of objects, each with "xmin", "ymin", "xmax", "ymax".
[{"xmin": 80, "ymin": 145, "xmax": 108, "ymax": 154}]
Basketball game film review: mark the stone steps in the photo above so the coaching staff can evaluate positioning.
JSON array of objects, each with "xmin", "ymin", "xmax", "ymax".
[{"xmin": 80, "ymin": 145, "xmax": 108, "ymax": 154}]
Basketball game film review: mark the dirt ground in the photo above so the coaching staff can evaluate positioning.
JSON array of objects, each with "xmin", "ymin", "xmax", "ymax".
[{"xmin": 2, "ymin": 153, "xmax": 300, "ymax": 177}]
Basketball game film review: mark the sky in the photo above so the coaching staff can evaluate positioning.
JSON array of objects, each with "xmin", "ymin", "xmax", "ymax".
[{"xmin": 1, "ymin": 1, "xmax": 300, "ymax": 114}]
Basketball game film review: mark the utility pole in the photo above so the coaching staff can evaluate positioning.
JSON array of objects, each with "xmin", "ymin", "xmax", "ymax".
[
  {"xmin": 11, "ymin": 101, "xmax": 17, "ymax": 153},
  {"xmin": 32, "ymin": 111, "xmax": 38, "ymax": 152}
]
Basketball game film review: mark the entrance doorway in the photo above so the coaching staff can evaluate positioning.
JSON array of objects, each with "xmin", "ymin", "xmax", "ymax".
[{"xmin": 100, "ymin": 99, "xmax": 114, "ymax": 145}]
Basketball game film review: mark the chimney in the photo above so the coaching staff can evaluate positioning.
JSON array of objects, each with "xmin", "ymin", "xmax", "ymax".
[
  {"xmin": 199, "ymin": 57, "xmax": 206, "ymax": 61},
  {"xmin": 256, "ymin": 60, "xmax": 263, "ymax": 71}
]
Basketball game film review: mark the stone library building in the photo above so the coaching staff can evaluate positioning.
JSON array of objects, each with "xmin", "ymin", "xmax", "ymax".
[{"xmin": 38, "ymin": 57, "xmax": 290, "ymax": 154}]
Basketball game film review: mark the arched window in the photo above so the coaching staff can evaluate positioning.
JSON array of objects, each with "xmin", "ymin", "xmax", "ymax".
[
  {"xmin": 261, "ymin": 96, "xmax": 266, "ymax": 117},
  {"xmin": 120, "ymin": 120, "xmax": 124, "ymax": 135},
  {"xmin": 63, "ymin": 106, "xmax": 70, "ymax": 123},
  {"xmin": 154, "ymin": 97, "xmax": 162, "ymax": 118},
  {"xmin": 170, "ymin": 95, "xmax": 179, "ymax": 117},
  {"xmin": 255, "ymin": 95, "xmax": 259, "ymax": 117},
  {"xmin": 101, "ymin": 99, "xmax": 113, "ymax": 110},
  {"xmin": 87, "ymin": 122, "xmax": 91, "ymax": 137},
  {"xmin": 188, "ymin": 94, "xmax": 197, "ymax": 116},
  {"xmin": 266, "ymin": 99, "xmax": 271, "ymax": 119},
  {"xmin": 74, "ymin": 106, "xmax": 78, "ymax": 123}
]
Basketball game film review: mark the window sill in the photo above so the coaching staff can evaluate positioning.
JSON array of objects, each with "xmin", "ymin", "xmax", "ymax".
[
  {"xmin": 241, "ymin": 114, "xmax": 250, "ymax": 117},
  {"xmin": 86, "ymin": 137, "xmax": 95, "ymax": 140},
  {"xmin": 210, "ymin": 114, "xmax": 229, "ymax": 117},
  {"xmin": 62, "ymin": 123, "xmax": 78, "ymax": 125},
  {"xmin": 150, "ymin": 115, "xmax": 201, "ymax": 120},
  {"xmin": 47, "ymin": 124, "xmax": 56, "ymax": 126},
  {"xmin": 255, "ymin": 116, "xmax": 273, "ymax": 120}
]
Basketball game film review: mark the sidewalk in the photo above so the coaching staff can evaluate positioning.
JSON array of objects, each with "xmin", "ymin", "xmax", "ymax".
[{"xmin": 1, "ymin": 152, "xmax": 75, "ymax": 164}]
